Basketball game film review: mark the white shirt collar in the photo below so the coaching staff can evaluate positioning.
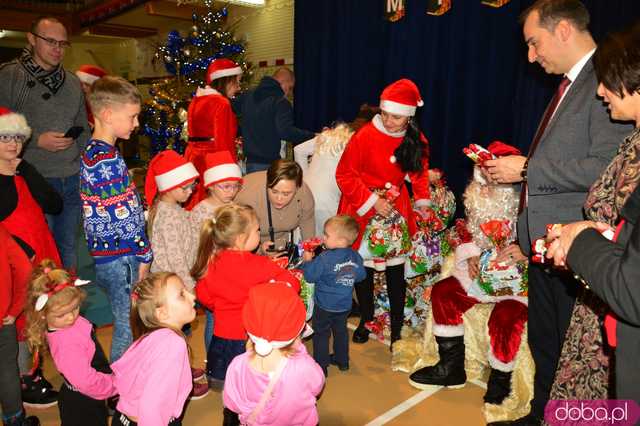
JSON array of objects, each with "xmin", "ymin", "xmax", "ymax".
[
  {"xmin": 566, "ymin": 48, "xmax": 595, "ymax": 83},
  {"xmin": 372, "ymin": 114, "xmax": 407, "ymax": 138}
]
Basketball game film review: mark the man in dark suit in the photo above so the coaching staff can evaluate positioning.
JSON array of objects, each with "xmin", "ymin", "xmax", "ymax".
[{"xmin": 483, "ymin": 1, "xmax": 630, "ymax": 424}]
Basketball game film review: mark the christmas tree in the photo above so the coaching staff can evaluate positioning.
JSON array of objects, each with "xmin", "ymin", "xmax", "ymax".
[{"xmin": 140, "ymin": 0, "xmax": 249, "ymax": 157}]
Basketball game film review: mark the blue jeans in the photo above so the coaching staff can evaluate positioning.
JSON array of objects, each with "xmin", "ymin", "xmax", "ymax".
[
  {"xmin": 204, "ymin": 309, "xmax": 214, "ymax": 351},
  {"xmin": 95, "ymin": 256, "xmax": 140, "ymax": 362},
  {"xmin": 245, "ymin": 162, "xmax": 271, "ymax": 174},
  {"xmin": 206, "ymin": 335, "xmax": 245, "ymax": 381},
  {"xmin": 45, "ymin": 174, "xmax": 81, "ymax": 270},
  {"xmin": 312, "ymin": 306, "xmax": 350, "ymax": 370}
]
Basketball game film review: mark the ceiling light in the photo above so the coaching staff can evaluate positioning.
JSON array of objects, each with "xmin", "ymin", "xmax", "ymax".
[{"xmin": 224, "ymin": 0, "xmax": 265, "ymax": 7}]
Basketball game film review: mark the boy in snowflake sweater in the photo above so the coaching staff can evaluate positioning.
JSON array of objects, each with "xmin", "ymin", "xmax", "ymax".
[{"xmin": 80, "ymin": 76, "xmax": 152, "ymax": 361}]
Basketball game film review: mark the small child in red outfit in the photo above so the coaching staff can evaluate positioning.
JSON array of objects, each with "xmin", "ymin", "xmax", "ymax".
[{"xmin": 191, "ymin": 204, "xmax": 300, "ymax": 388}]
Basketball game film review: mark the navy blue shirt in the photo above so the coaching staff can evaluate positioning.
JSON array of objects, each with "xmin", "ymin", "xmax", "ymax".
[{"xmin": 300, "ymin": 247, "xmax": 366, "ymax": 312}]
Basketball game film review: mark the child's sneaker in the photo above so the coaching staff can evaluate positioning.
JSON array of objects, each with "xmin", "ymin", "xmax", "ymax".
[
  {"xmin": 330, "ymin": 354, "xmax": 349, "ymax": 371},
  {"xmin": 191, "ymin": 367, "xmax": 206, "ymax": 381},
  {"xmin": 189, "ymin": 381, "xmax": 210, "ymax": 400},
  {"xmin": 21, "ymin": 369, "xmax": 58, "ymax": 408}
]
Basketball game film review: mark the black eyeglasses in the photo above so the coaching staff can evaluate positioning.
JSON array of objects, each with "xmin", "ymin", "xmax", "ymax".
[
  {"xmin": 0, "ymin": 134, "xmax": 27, "ymax": 144},
  {"xmin": 31, "ymin": 33, "xmax": 71, "ymax": 49}
]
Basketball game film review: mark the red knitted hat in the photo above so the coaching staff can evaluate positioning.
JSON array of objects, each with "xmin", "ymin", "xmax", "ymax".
[
  {"xmin": 380, "ymin": 78, "xmax": 424, "ymax": 117},
  {"xmin": 206, "ymin": 58, "xmax": 242, "ymax": 85},
  {"xmin": 0, "ymin": 107, "xmax": 31, "ymax": 138},
  {"xmin": 243, "ymin": 281, "xmax": 306, "ymax": 356},
  {"xmin": 144, "ymin": 150, "xmax": 199, "ymax": 203},
  {"xmin": 76, "ymin": 64, "xmax": 107, "ymax": 85},
  {"xmin": 203, "ymin": 151, "xmax": 242, "ymax": 188}
]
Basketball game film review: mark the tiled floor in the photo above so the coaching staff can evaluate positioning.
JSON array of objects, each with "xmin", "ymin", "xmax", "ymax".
[{"xmin": 29, "ymin": 315, "xmax": 489, "ymax": 426}]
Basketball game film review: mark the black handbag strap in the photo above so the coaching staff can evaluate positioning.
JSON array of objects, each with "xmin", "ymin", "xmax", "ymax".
[{"xmin": 265, "ymin": 186, "xmax": 294, "ymax": 244}]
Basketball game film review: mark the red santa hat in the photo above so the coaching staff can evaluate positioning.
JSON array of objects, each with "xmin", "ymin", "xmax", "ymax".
[
  {"xmin": 379, "ymin": 78, "xmax": 424, "ymax": 117},
  {"xmin": 203, "ymin": 151, "xmax": 242, "ymax": 188},
  {"xmin": 0, "ymin": 107, "xmax": 31, "ymax": 138},
  {"xmin": 206, "ymin": 58, "xmax": 242, "ymax": 85},
  {"xmin": 144, "ymin": 150, "xmax": 199, "ymax": 203},
  {"xmin": 473, "ymin": 141, "xmax": 522, "ymax": 184},
  {"xmin": 243, "ymin": 281, "xmax": 306, "ymax": 356},
  {"xmin": 75, "ymin": 65, "xmax": 107, "ymax": 85}
]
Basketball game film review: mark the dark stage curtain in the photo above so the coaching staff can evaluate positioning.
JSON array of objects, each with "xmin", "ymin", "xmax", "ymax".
[{"xmin": 293, "ymin": 0, "xmax": 640, "ymax": 198}]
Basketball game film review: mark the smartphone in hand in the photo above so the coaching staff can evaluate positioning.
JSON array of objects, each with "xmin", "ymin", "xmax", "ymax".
[{"xmin": 64, "ymin": 126, "xmax": 84, "ymax": 139}]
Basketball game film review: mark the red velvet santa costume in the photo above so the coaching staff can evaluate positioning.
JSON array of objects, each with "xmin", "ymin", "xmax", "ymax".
[
  {"xmin": 75, "ymin": 64, "xmax": 107, "ymax": 127},
  {"xmin": 336, "ymin": 79, "xmax": 431, "ymax": 346},
  {"xmin": 184, "ymin": 58, "xmax": 242, "ymax": 210},
  {"xmin": 409, "ymin": 143, "xmax": 528, "ymax": 406}
]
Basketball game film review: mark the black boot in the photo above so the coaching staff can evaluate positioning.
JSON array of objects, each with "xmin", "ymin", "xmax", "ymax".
[
  {"xmin": 408, "ymin": 336, "xmax": 466, "ymax": 389},
  {"xmin": 352, "ymin": 321, "xmax": 370, "ymax": 344},
  {"xmin": 389, "ymin": 315, "xmax": 403, "ymax": 352},
  {"xmin": 222, "ymin": 407, "xmax": 240, "ymax": 426},
  {"xmin": 483, "ymin": 368, "xmax": 512, "ymax": 405}
]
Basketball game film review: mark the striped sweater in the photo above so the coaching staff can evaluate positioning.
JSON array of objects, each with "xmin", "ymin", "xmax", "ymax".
[{"xmin": 80, "ymin": 139, "xmax": 152, "ymax": 265}]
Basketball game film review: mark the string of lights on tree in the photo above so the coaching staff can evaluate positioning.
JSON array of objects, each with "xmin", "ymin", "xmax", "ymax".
[{"xmin": 140, "ymin": 0, "xmax": 250, "ymax": 157}]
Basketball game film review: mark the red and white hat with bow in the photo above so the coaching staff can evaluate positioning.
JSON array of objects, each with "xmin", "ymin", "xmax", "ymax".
[
  {"xmin": 144, "ymin": 150, "xmax": 199, "ymax": 203},
  {"xmin": 379, "ymin": 78, "xmax": 424, "ymax": 117},
  {"xmin": 206, "ymin": 58, "xmax": 242, "ymax": 85},
  {"xmin": 76, "ymin": 64, "xmax": 107, "ymax": 85},
  {"xmin": 243, "ymin": 281, "xmax": 306, "ymax": 356},
  {"xmin": 203, "ymin": 151, "xmax": 242, "ymax": 188},
  {"xmin": 0, "ymin": 107, "xmax": 31, "ymax": 138}
]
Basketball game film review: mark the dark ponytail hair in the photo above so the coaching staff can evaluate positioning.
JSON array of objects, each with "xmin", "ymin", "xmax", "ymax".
[{"xmin": 394, "ymin": 119, "xmax": 426, "ymax": 173}]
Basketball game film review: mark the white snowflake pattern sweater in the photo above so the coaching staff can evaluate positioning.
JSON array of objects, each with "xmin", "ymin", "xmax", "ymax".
[{"xmin": 80, "ymin": 139, "xmax": 152, "ymax": 264}]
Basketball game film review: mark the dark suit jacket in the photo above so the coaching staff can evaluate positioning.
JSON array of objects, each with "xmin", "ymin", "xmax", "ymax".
[
  {"xmin": 568, "ymin": 183, "xmax": 640, "ymax": 402},
  {"xmin": 518, "ymin": 58, "xmax": 631, "ymax": 254}
]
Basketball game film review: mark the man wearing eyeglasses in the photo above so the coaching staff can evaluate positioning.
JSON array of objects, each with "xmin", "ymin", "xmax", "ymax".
[{"xmin": 0, "ymin": 16, "xmax": 90, "ymax": 274}]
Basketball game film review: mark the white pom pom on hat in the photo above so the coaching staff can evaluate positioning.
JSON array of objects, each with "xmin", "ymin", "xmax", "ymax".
[{"xmin": 243, "ymin": 281, "xmax": 306, "ymax": 357}]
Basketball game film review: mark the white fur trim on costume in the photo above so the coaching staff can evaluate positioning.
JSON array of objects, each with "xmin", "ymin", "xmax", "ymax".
[
  {"xmin": 195, "ymin": 86, "xmax": 221, "ymax": 97},
  {"xmin": 455, "ymin": 243, "xmax": 482, "ymax": 262},
  {"xmin": 209, "ymin": 66, "xmax": 242, "ymax": 82},
  {"xmin": 452, "ymin": 242, "xmax": 482, "ymax": 291},
  {"xmin": 0, "ymin": 113, "xmax": 31, "ymax": 138},
  {"xmin": 204, "ymin": 163, "xmax": 242, "ymax": 187},
  {"xmin": 488, "ymin": 350, "xmax": 515, "ymax": 372},
  {"xmin": 76, "ymin": 71, "xmax": 100, "ymax": 85},
  {"xmin": 372, "ymin": 114, "xmax": 407, "ymax": 137},
  {"xmin": 380, "ymin": 99, "xmax": 417, "ymax": 117},
  {"xmin": 363, "ymin": 256, "xmax": 405, "ymax": 270},
  {"xmin": 433, "ymin": 324, "xmax": 464, "ymax": 337},
  {"xmin": 414, "ymin": 199, "xmax": 432, "ymax": 208},
  {"xmin": 155, "ymin": 162, "xmax": 199, "ymax": 192},
  {"xmin": 357, "ymin": 192, "xmax": 379, "ymax": 216}
]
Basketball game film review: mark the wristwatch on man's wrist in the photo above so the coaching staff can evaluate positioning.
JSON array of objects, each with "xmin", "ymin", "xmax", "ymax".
[{"xmin": 520, "ymin": 159, "xmax": 529, "ymax": 181}]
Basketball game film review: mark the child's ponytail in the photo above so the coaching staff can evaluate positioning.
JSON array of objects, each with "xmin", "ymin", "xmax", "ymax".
[
  {"xmin": 190, "ymin": 203, "xmax": 257, "ymax": 281},
  {"xmin": 130, "ymin": 272, "xmax": 181, "ymax": 340}
]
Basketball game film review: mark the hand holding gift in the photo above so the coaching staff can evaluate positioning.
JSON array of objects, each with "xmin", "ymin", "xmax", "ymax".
[{"xmin": 542, "ymin": 221, "xmax": 614, "ymax": 267}]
